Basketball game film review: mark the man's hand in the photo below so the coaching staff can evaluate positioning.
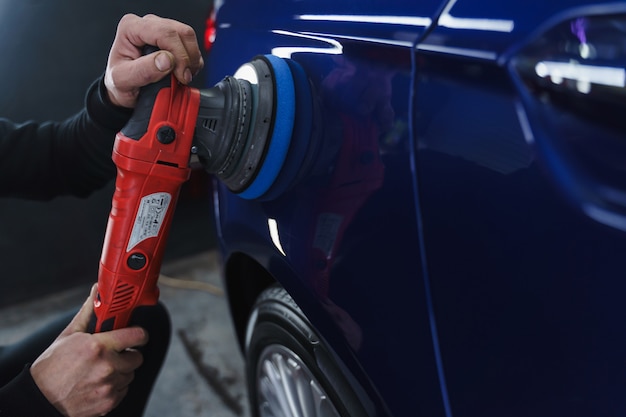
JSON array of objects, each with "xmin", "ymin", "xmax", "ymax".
[
  {"xmin": 30, "ymin": 285, "xmax": 149, "ymax": 417},
  {"xmin": 104, "ymin": 14, "xmax": 204, "ymax": 108}
]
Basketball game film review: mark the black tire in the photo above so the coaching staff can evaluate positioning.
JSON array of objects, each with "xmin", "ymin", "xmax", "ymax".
[{"xmin": 245, "ymin": 285, "xmax": 369, "ymax": 417}]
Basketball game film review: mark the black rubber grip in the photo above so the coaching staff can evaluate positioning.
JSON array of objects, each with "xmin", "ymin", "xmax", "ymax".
[
  {"xmin": 120, "ymin": 45, "xmax": 172, "ymax": 140},
  {"xmin": 87, "ymin": 307, "xmax": 154, "ymax": 333}
]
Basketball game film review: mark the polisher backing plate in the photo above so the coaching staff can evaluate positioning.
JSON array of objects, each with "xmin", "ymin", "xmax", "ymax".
[
  {"xmin": 238, "ymin": 55, "xmax": 296, "ymax": 199},
  {"xmin": 259, "ymin": 58, "xmax": 313, "ymax": 201}
]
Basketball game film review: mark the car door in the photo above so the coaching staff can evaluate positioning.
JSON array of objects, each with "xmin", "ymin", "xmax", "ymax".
[
  {"xmin": 415, "ymin": 0, "xmax": 626, "ymax": 415},
  {"xmin": 206, "ymin": 0, "xmax": 459, "ymax": 415}
]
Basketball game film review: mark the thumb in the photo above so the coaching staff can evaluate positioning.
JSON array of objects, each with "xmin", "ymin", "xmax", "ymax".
[
  {"xmin": 59, "ymin": 284, "xmax": 98, "ymax": 337},
  {"xmin": 109, "ymin": 50, "xmax": 175, "ymax": 92},
  {"xmin": 153, "ymin": 50, "xmax": 174, "ymax": 73},
  {"xmin": 135, "ymin": 50, "xmax": 175, "ymax": 84}
]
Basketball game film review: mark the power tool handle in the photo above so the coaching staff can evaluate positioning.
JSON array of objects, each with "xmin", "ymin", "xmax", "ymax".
[
  {"xmin": 121, "ymin": 45, "xmax": 171, "ymax": 141},
  {"xmin": 90, "ymin": 45, "xmax": 198, "ymax": 333}
]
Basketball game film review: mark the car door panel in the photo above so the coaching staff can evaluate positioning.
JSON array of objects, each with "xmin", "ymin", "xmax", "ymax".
[{"xmin": 416, "ymin": 1, "xmax": 626, "ymax": 415}]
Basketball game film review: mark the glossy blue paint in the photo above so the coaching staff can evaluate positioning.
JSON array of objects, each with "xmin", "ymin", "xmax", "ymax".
[{"xmin": 206, "ymin": 1, "xmax": 626, "ymax": 415}]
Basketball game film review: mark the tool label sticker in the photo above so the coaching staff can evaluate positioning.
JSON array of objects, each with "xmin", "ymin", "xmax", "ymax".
[{"xmin": 127, "ymin": 192, "xmax": 172, "ymax": 252}]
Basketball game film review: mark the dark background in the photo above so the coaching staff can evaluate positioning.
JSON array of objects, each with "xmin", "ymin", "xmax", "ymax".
[{"xmin": 0, "ymin": 0, "xmax": 216, "ymax": 307}]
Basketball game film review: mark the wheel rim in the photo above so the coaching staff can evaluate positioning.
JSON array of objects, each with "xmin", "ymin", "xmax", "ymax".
[{"xmin": 256, "ymin": 344, "xmax": 341, "ymax": 417}]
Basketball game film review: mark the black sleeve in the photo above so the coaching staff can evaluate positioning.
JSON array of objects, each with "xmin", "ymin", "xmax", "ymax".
[
  {"xmin": 0, "ymin": 366, "xmax": 63, "ymax": 417},
  {"xmin": 0, "ymin": 75, "xmax": 133, "ymax": 200}
]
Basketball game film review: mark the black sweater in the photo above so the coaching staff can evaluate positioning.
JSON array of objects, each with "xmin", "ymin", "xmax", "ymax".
[
  {"xmin": 0, "ymin": 76, "xmax": 132, "ymax": 200},
  {"xmin": 0, "ymin": 76, "xmax": 132, "ymax": 416}
]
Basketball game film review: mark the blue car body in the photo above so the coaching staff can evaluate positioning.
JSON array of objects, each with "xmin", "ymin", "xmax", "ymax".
[{"xmin": 205, "ymin": 1, "xmax": 626, "ymax": 415}]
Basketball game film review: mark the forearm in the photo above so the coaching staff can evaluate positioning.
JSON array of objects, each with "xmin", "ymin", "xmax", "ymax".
[
  {"xmin": 0, "ymin": 366, "xmax": 63, "ymax": 417},
  {"xmin": 0, "ymin": 76, "xmax": 132, "ymax": 200}
]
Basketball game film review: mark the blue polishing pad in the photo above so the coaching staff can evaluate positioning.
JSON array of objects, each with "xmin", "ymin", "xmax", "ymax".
[
  {"xmin": 259, "ymin": 58, "xmax": 313, "ymax": 201},
  {"xmin": 238, "ymin": 55, "xmax": 296, "ymax": 199}
]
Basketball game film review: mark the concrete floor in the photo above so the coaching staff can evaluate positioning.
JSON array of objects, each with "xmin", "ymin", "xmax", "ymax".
[{"xmin": 0, "ymin": 250, "xmax": 251, "ymax": 417}]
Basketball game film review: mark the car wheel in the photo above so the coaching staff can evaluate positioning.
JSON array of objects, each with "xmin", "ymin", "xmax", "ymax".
[{"xmin": 245, "ymin": 285, "xmax": 365, "ymax": 417}]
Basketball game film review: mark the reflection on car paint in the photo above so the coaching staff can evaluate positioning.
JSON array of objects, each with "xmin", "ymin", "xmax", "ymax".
[{"xmin": 206, "ymin": 1, "xmax": 626, "ymax": 415}]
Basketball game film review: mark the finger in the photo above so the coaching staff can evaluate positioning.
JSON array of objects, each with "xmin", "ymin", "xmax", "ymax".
[
  {"xmin": 114, "ymin": 350, "xmax": 144, "ymax": 374},
  {"xmin": 115, "ymin": 385, "xmax": 129, "ymax": 407},
  {"xmin": 59, "ymin": 284, "xmax": 97, "ymax": 337},
  {"xmin": 108, "ymin": 51, "xmax": 175, "ymax": 92},
  {"xmin": 96, "ymin": 326, "xmax": 149, "ymax": 352},
  {"xmin": 103, "ymin": 385, "xmax": 128, "ymax": 414},
  {"xmin": 116, "ymin": 371, "xmax": 136, "ymax": 391},
  {"xmin": 117, "ymin": 14, "xmax": 202, "ymax": 84},
  {"xmin": 140, "ymin": 14, "xmax": 204, "ymax": 81}
]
